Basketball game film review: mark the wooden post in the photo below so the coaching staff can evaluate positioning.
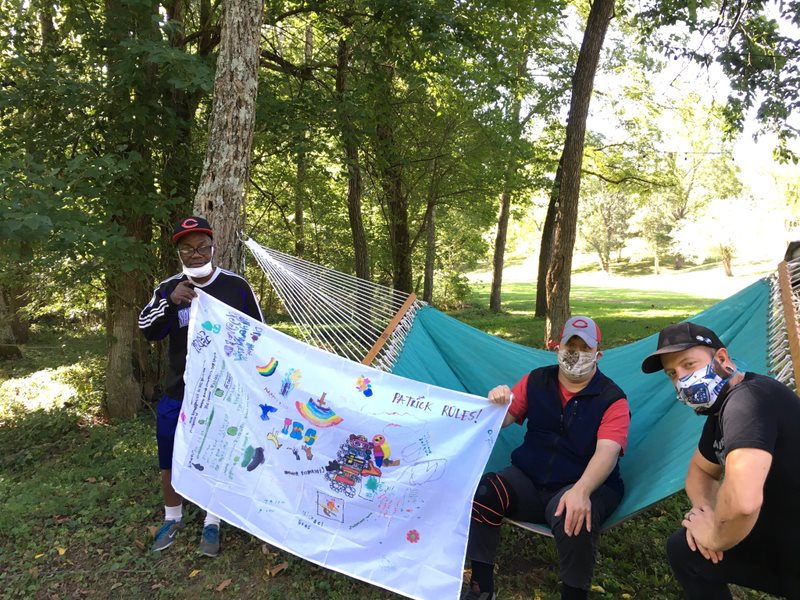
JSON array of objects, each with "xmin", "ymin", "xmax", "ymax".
[
  {"xmin": 777, "ymin": 261, "xmax": 800, "ymax": 388},
  {"xmin": 361, "ymin": 293, "xmax": 417, "ymax": 366}
]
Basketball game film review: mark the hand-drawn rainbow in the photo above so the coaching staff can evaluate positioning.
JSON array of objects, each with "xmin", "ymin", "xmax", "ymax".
[
  {"xmin": 295, "ymin": 395, "xmax": 343, "ymax": 428},
  {"xmin": 256, "ymin": 358, "xmax": 278, "ymax": 377}
]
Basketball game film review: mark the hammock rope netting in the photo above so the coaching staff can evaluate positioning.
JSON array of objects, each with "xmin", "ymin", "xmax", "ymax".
[{"xmin": 244, "ymin": 238, "xmax": 800, "ymax": 532}]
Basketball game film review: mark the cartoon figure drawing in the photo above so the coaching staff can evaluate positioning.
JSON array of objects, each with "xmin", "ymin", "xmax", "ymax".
[
  {"xmin": 372, "ymin": 434, "xmax": 400, "ymax": 467},
  {"xmin": 266, "ymin": 430, "xmax": 282, "ymax": 449},
  {"xmin": 301, "ymin": 444, "xmax": 313, "ymax": 460},
  {"xmin": 325, "ymin": 434, "xmax": 382, "ymax": 498}
]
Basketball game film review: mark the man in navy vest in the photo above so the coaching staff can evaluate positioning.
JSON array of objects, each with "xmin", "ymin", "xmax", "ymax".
[{"xmin": 463, "ymin": 316, "xmax": 630, "ymax": 600}]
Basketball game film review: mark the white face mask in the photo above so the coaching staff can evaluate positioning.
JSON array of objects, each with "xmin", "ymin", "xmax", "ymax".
[
  {"xmin": 675, "ymin": 361, "xmax": 736, "ymax": 414},
  {"xmin": 182, "ymin": 262, "xmax": 214, "ymax": 279},
  {"xmin": 557, "ymin": 348, "xmax": 598, "ymax": 382}
]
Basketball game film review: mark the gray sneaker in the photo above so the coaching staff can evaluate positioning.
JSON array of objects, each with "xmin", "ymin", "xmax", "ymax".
[
  {"xmin": 151, "ymin": 519, "xmax": 184, "ymax": 552},
  {"xmin": 198, "ymin": 524, "xmax": 220, "ymax": 557}
]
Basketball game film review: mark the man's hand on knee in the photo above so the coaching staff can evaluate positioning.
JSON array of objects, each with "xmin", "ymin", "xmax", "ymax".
[{"xmin": 555, "ymin": 486, "xmax": 592, "ymax": 536}]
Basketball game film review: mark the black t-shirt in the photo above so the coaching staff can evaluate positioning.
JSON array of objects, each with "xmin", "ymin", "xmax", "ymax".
[
  {"xmin": 698, "ymin": 372, "xmax": 800, "ymax": 567},
  {"xmin": 138, "ymin": 268, "xmax": 263, "ymax": 399}
]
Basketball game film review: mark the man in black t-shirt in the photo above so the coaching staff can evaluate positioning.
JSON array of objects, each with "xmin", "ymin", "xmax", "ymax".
[
  {"xmin": 139, "ymin": 216, "xmax": 263, "ymax": 558},
  {"xmin": 642, "ymin": 321, "xmax": 800, "ymax": 599}
]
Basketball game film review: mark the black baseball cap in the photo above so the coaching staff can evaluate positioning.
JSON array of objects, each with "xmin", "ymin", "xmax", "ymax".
[
  {"xmin": 641, "ymin": 322, "xmax": 724, "ymax": 373},
  {"xmin": 172, "ymin": 216, "xmax": 213, "ymax": 242}
]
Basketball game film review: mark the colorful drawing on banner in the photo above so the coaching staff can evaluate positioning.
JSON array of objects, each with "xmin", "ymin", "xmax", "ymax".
[
  {"xmin": 303, "ymin": 428, "xmax": 317, "ymax": 445},
  {"xmin": 242, "ymin": 446, "xmax": 265, "ymax": 471},
  {"xmin": 290, "ymin": 421, "xmax": 305, "ymax": 440},
  {"xmin": 317, "ymin": 491, "xmax": 344, "ymax": 522},
  {"xmin": 296, "ymin": 393, "xmax": 343, "ymax": 428},
  {"xmin": 258, "ymin": 403, "xmax": 278, "ymax": 421},
  {"xmin": 281, "ymin": 418, "xmax": 292, "ymax": 434},
  {"xmin": 256, "ymin": 358, "xmax": 278, "ymax": 377},
  {"xmin": 325, "ymin": 434, "xmax": 381, "ymax": 498},
  {"xmin": 280, "ymin": 368, "xmax": 302, "ymax": 397},
  {"xmin": 371, "ymin": 434, "xmax": 399, "ymax": 467},
  {"xmin": 191, "ymin": 330, "xmax": 211, "ymax": 353},
  {"xmin": 301, "ymin": 444, "xmax": 313, "ymax": 460},
  {"xmin": 406, "ymin": 529, "xmax": 420, "ymax": 544},
  {"xmin": 201, "ymin": 320, "xmax": 221, "ymax": 334},
  {"xmin": 223, "ymin": 312, "xmax": 262, "ymax": 361},
  {"xmin": 266, "ymin": 430, "xmax": 282, "ymax": 449},
  {"xmin": 356, "ymin": 376, "xmax": 373, "ymax": 397}
]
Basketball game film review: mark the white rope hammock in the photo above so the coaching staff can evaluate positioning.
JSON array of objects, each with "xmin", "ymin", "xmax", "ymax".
[
  {"xmin": 245, "ymin": 237, "xmax": 800, "ymax": 390},
  {"xmin": 244, "ymin": 238, "xmax": 424, "ymax": 372},
  {"xmin": 769, "ymin": 256, "xmax": 800, "ymax": 391}
]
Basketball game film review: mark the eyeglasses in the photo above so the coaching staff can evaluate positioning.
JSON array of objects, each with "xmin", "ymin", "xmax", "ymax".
[{"xmin": 177, "ymin": 245, "xmax": 213, "ymax": 258}]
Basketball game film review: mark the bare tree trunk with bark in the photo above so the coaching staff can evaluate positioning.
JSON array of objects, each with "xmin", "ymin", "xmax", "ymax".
[
  {"xmin": 535, "ymin": 157, "xmax": 563, "ymax": 317},
  {"xmin": 194, "ymin": 0, "xmax": 264, "ymax": 272},
  {"xmin": 0, "ymin": 286, "xmax": 22, "ymax": 360},
  {"xmin": 335, "ymin": 36, "xmax": 369, "ymax": 281},
  {"xmin": 544, "ymin": 0, "xmax": 615, "ymax": 345},
  {"xmin": 490, "ymin": 186, "xmax": 513, "ymax": 312}
]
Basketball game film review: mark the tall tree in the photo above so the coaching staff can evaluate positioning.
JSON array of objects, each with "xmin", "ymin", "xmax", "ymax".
[
  {"xmin": 335, "ymin": 31, "xmax": 370, "ymax": 280},
  {"xmin": 194, "ymin": 0, "xmax": 265, "ymax": 271},
  {"xmin": 544, "ymin": 0, "xmax": 615, "ymax": 345}
]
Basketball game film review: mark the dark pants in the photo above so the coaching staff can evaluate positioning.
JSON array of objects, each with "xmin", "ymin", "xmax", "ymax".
[
  {"xmin": 466, "ymin": 465, "xmax": 621, "ymax": 591},
  {"xmin": 667, "ymin": 528, "xmax": 800, "ymax": 599},
  {"xmin": 156, "ymin": 396, "xmax": 183, "ymax": 470}
]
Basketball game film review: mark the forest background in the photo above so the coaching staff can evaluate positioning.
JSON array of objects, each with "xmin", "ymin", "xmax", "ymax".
[
  {"xmin": 1, "ymin": 0, "xmax": 799, "ymax": 437},
  {"xmin": 2, "ymin": 0, "xmax": 799, "ymax": 422}
]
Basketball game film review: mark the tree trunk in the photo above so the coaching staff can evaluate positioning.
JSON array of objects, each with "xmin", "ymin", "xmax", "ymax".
[
  {"xmin": 490, "ymin": 187, "xmax": 512, "ymax": 312},
  {"xmin": 335, "ymin": 37, "xmax": 369, "ymax": 281},
  {"xmin": 374, "ymin": 63, "xmax": 412, "ymax": 292},
  {"xmin": 103, "ymin": 0, "xmax": 159, "ymax": 419},
  {"xmin": 293, "ymin": 24, "xmax": 313, "ymax": 258},
  {"xmin": 423, "ymin": 202, "xmax": 436, "ymax": 303},
  {"xmin": 194, "ymin": 0, "xmax": 264, "ymax": 273},
  {"xmin": 544, "ymin": 0, "xmax": 615, "ymax": 346},
  {"xmin": 489, "ymin": 39, "xmax": 529, "ymax": 313},
  {"xmin": 0, "ymin": 286, "xmax": 22, "ymax": 360},
  {"xmin": 535, "ymin": 156, "xmax": 563, "ymax": 317},
  {"xmin": 105, "ymin": 267, "xmax": 149, "ymax": 419}
]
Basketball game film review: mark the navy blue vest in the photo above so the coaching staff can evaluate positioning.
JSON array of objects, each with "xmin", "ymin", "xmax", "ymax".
[{"xmin": 510, "ymin": 365, "xmax": 625, "ymax": 495}]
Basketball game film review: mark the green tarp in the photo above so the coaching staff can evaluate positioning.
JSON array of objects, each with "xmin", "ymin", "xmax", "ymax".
[{"xmin": 391, "ymin": 279, "xmax": 769, "ymax": 528}]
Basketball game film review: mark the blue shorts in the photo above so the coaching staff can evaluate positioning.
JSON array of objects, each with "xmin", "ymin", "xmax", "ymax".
[{"xmin": 156, "ymin": 396, "xmax": 183, "ymax": 470}]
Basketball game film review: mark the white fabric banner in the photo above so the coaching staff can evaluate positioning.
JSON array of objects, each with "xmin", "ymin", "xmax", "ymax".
[{"xmin": 173, "ymin": 291, "xmax": 506, "ymax": 599}]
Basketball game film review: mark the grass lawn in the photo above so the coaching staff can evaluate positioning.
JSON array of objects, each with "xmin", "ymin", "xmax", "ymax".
[{"xmin": 0, "ymin": 275, "xmax": 779, "ymax": 599}]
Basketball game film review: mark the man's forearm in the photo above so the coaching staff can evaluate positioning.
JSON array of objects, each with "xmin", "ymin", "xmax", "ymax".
[
  {"xmin": 685, "ymin": 462, "xmax": 720, "ymax": 508},
  {"xmin": 706, "ymin": 482, "xmax": 760, "ymax": 551},
  {"xmin": 573, "ymin": 441, "xmax": 620, "ymax": 495}
]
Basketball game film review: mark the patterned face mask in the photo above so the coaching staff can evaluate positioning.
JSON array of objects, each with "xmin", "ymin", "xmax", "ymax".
[
  {"xmin": 557, "ymin": 348, "xmax": 598, "ymax": 382},
  {"xmin": 675, "ymin": 361, "xmax": 735, "ymax": 414}
]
